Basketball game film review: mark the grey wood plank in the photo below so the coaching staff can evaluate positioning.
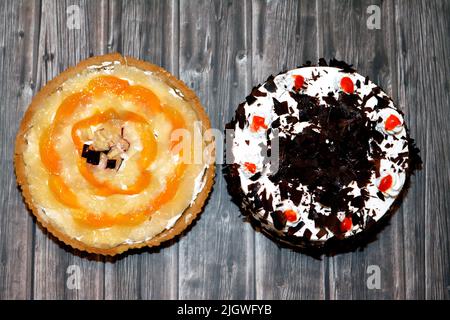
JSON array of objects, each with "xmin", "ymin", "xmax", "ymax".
[
  {"xmin": 178, "ymin": 0, "xmax": 255, "ymax": 299},
  {"xmin": 317, "ymin": 0, "xmax": 407, "ymax": 299},
  {"xmin": 251, "ymin": 0, "xmax": 326, "ymax": 299},
  {"xmin": 0, "ymin": 0, "xmax": 40, "ymax": 300},
  {"xmin": 103, "ymin": 0, "xmax": 179, "ymax": 300},
  {"xmin": 32, "ymin": 0, "xmax": 108, "ymax": 300},
  {"xmin": 394, "ymin": 0, "xmax": 450, "ymax": 300}
]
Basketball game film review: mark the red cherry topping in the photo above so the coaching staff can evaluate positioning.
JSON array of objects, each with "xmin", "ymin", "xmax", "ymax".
[
  {"xmin": 284, "ymin": 210, "xmax": 298, "ymax": 222},
  {"xmin": 341, "ymin": 217, "xmax": 353, "ymax": 232},
  {"xmin": 294, "ymin": 75, "xmax": 304, "ymax": 90},
  {"xmin": 378, "ymin": 174, "xmax": 393, "ymax": 192},
  {"xmin": 340, "ymin": 76, "xmax": 354, "ymax": 94},
  {"xmin": 243, "ymin": 162, "xmax": 257, "ymax": 174},
  {"xmin": 250, "ymin": 115, "xmax": 268, "ymax": 132},
  {"xmin": 385, "ymin": 114, "xmax": 402, "ymax": 131}
]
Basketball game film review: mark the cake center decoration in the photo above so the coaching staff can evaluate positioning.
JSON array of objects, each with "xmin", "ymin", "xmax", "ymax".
[
  {"xmin": 270, "ymin": 92, "xmax": 378, "ymax": 215},
  {"xmin": 79, "ymin": 115, "xmax": 130, "ymax": 170}
]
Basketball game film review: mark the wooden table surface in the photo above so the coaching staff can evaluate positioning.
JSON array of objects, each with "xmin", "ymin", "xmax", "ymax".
[{"xmin": 0, "ymin": 0, "xmax": 449, "ymax": 300}]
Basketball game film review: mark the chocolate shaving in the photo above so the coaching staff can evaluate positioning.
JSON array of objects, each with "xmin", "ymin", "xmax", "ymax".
[
  {"xmin": 246, "ymin": 95, "xmax": 257, "ymax": 105},
  {"xmin": 351, "ymin": 196, "xmax": 365, "ymax": 209},
  {"xmin": 273, "ymin": 98, "xmax": 289, "ymax": 116},
  {"xmin": 351, "ymin": 212, "xmax": 363, "ymax": 227},
  {"xmin": 375, "ymin": 95, "xmax": 390, "ymax": 109},
  {"xmin": 286, "ymin": 116, "xmax": 298, "ymax": 125},
  {"xmin": 376, "ymin": 191, "xmax": 385, "ymax": 201},
  {"xmin": 303, "ymin": 228, "xmax": 312, "ymax": 240},
  {"xmin": 106, "ymin": 159, "xmax": 117, "ymax": 169},
  {"xmin": 261, "ymin": 190, "xmax": 274, "ymax": 212},
  {"xmin": 235, "ymin": 102, "xmax": 246, "ymax": 129},
  {"xmin": 311, "ymin": 71, "xmax": 320, "ymax": 81},
  {"xmin": 318, "ymin": 58, "xmax": 328, "ymax": 66},
  {"xmin": 263, "ymin": 75, "xmax": 277, "ymax": 93},
  {"xmin": 271, "ymin": 118, "xmax": 281, "ymax": 129},
  {"xmin": 329, "ymin": 58, "xmax": 356, "ymax": 73},
  {"xmin": 81, "ymin": 144, "xmax": 90, "ymax": 158},
  {"xmin": 251, "ymin": 87, "xmax": 267, "ymax": 97},
  {"xmin": 288, "ymin": 221, "xmax": 305, "ymax": 236},
  {"xmin": 316, "ymin": 228, "xmax": 327, "ymax": 239},
  {"xmin": 290, "ymin": 188, "xmax": 303, "ymax": 206},
  {"xmin": 270, "ymin": 210, "xmax": 286, "ymax": 230},
  {"xmin": 85, "ymin": 149, "xmax": 101, "ymax": 165},
  {"xmin": 279, "ymin": 180, "xmax": 290, "ymax": 200}
]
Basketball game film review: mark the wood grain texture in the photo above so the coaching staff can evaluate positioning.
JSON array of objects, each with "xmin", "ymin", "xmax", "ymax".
[
  {"xmin": 0, "ymin": 0, "xmax": 448, "ymax": 299},
  {"xmin": 178, "ymin": 0, "xmax": 255, "ymax": 299},
  {"xmin": 0, "ymin": 0, "xmax": 39, "ymax": 300},
  {"xmin": 394, "ymin": 0, "xmax": 450, "ymax": 300}
]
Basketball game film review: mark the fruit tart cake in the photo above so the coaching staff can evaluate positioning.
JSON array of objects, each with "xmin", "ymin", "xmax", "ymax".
[
  {"xmin": 224, "ymin": 59, "xmax": 420, "ymax": 250},
  {"xmin": 15, "ymin": 53, "xmax": 215, "ymax": 255}
]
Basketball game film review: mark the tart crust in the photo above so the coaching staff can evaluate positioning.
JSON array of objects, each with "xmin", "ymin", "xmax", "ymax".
[{"xmin": 14, "ymin": 53, "xmax": 215, "ymax": 256}]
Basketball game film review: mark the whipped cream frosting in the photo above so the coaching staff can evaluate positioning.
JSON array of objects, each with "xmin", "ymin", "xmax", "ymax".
[{"xmin": 225, "ymin": 61, "xmax": 411, "ymax": 243}]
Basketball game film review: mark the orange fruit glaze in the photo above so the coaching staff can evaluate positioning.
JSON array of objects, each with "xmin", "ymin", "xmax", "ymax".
[
  {"xmin": 384, "ymin": 114, "xmax": 401, "ymax": 131},
  {"xmin": 250, "ymin": 115, "xmax": 268, "ymax": 132},
  {"xmin": 378, "ymin": 174, "xmax": 393, "ymax": 193},
  {"xmin": 48, "ymin": 175, "xmax": 80, "ymax": 208},
  {"xmin": 39, "ymin": 75, "xmax": 189, "ymax": 229},
  {"xmin": 340, "ymin": 76, "xmax": 354, "ymax": 94},
  {"xmin": 283, "ymin": 209, "xmax": 297, "ymax": 222}
]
